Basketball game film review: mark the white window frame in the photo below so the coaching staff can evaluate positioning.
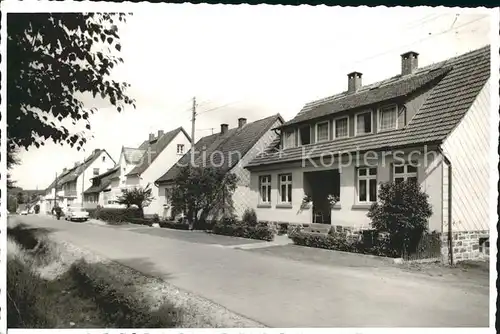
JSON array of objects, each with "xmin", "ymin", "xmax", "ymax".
[
  {"xmin": 298, "ymin": 125, "xmax": 311, "ymax": 146},
  {"xmin": 334, "ymin": 116, "xmax": 349, "ymax": 139},
  {"xmin": 377, "ymin": 104, "xmax": 398, "ymax": 132},
  {"xmin": 177, "ymin": 144, "xmax": 184, "ymax": 155},
  {"xmin": 356, "ymin": 167, "xmax": 378, "ymax": 203},
  {"xmin": 278, "ymin": 173, "xmax": 293, "ymax": 204},
  {"xmin": 259, "ymin": 175, "xmax": 272, "ymax": 204},
  {"xmin": 315, "ymin": 121, "xmax": 330, "ymax": 142},
  {"xmin": 282, "ymin": 129, "xmax": 296, "ymax": 149},
  {"xmin": 393, "ymin": 164, "xmax": 418, "ymax": 183},
  {"xmin": 354, "ymin": 110, "xmax": 373, "ymax": 136}
]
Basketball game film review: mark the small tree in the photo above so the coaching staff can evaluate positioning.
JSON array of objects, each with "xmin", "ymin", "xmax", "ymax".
[
  {"xmin": 169, "ymin": 166, "xmax": 238, "ymax": 229},
  {"xmin": 367, "ymin": 180, "xmax": 432, "ymax": 256},
  {"xmin": 34, "ymin": 204, "xmax": 40, "ymax": 214},
  {"xmin": 242, "ymin": 208, "xmax": 258, "ymax": 227},
  {"xmin": 116, "ymin": 184, "xmax": 154, "ymax": 218}
]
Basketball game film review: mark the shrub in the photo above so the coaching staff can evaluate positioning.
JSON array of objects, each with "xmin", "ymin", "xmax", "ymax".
[
  {"xmin": 242, "ymin": 208, "xmax": 258, "ymax": 227},
  {"xmin": 70, "ymin": 260, "xmax": 182, "ymax": 327},
  {"xmin": 368, "ymin": 180, "xmax": 432, "ymax": 256},
  {"xmin": 212, "ymin": 219, "xmax": 274, "ymax": 241},
  {"xmin": 287, "ymin": 224, "xmax": 303, "ymax": 238},
  {"xmin": 89, "ymin": 207, "xmax": 143, "ymax": 225},
  {"xmin": 34, "ymin": 204, "xmax": 40, "ymax": 214}
]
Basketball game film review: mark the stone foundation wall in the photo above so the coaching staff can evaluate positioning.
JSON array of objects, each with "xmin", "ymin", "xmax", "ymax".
[{"xmin": 440, "ymin": 230, "xmax": 489, "ymax": 263}]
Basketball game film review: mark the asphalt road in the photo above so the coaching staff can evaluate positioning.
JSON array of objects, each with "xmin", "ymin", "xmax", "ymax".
[{"xmin": 10, "ymin": 214, "xmax": 490, "ymax": 327}]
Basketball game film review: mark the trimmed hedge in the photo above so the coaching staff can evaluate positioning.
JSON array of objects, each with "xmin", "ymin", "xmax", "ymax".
[
  {"xmin": 88, "ymin": 207, "xmax": 142, "ymax": 225},
  {"xmin": 159, "ymin": 220, "xmax": 190, "ymax": 230},
  {"xmin": 290, "ymin": 230, "xmax": 398, "ymax": 257},
  {"xmin": 212, "ymin": 218, "xmax": 274, "ymax": 241},
  {"xmin": 70, "ymin": 260, "xmax": 182, "ymax": 328},
  {"xmin": 129, "ymin": 218, "xmax": 153, "ymax": 227}
]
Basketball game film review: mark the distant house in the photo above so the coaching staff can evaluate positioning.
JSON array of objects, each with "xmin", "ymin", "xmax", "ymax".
[
  {"xmin": 246, "ymin": 46, "xmax": 491, "ymax": 261},
  {"xmin": 41, "ymin": 149, "xmax": 115, "ymax": 212},
  {"xmin": 83, "ymin": 166, "xmax": 120, "ymax": 208},
  {"xmin": 105, "ymin": 128, "xmax": 191, "ymax": 216},
  {"xmin": 155, "ymin": 114, "xmax": 284, "ymax": 219}
]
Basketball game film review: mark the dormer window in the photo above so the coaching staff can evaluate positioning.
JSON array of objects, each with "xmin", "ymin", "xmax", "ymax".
[
  {"xmin": 283, "ymin": 129, "xmax": 295, "ymax": 149},
  {"xmin": 334, "ymin": 117, "xmax": 348, "ymax": 139},
  {"xmin": 378, "ymin": 104, "xmax": 398, "ymax": 131},
  {"xmin": 355, "ymin": 111, "xmax": 373, "ymax": 136},
  {"xmin": 316, "ymin": 121, "xmax": 329, "ymax": 142}
]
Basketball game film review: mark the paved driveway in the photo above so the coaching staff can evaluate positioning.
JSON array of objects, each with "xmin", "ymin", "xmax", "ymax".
[{"xmin": 11, "ymin": 215, "xmax": 490, "ymax": 327}]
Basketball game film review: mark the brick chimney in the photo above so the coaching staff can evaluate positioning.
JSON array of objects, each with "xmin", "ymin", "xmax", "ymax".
[
  {"xmin": 93, "ymin": 148, "xmax": 100, "ymax": 154},
  {"xmin": 238, "ymin": 118, "xmax": 247, "ymax": 128},
  {"xmin": 149, "ymin": 133, "xmax": 155, "ymax": 142},
  {"xmin": 74, "ymin": 162, "xmax": 79, "ymax": 167},
  {"xmin": 401, "ymin": 51, "xmax": 419, "ymax": 75},
  {"xmin": 158, "ymin": 130, "xmax": 164, "ymax": 138},
  {"xmin": 220, "ymin": 124, "xmax": 229, "ymax": 134},
  {"xmin": 62, "ymin": 168, "xmax": 67, "ymax": 172},
  {"xmin": 347, "ymin": 72, "xmax": 362, "ymax": 93}
]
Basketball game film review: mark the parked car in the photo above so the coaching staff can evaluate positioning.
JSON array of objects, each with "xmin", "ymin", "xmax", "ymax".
[
  {"xmin": 64, "ymin": 207, "xmax": 89, "ymax": 222},
  {"xmin": 19, "ymin": 210, "xmax": 28, "ymax": 215}
]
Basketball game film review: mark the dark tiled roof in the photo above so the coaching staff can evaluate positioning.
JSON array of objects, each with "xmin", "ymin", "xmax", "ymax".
[
  {"xmin": 284, "ymin": 66, "xmax": 452, "ymax": 126},
  {"xmin": 127, "ymin": 127, "xmax": 191, "ymax": 176},
  {"xmin": 45, "ymin": 149, "xmax": 113, "ymax": 190},
  {"xmin": 247, "ymin": 45, "xmax": 490, "ymax": 167},
  {"xmin": 84, "ymin": 166, "xmax": 120, "ymax": 194},
  {"xmin": 156, "ymin": 114, "xmax": 283, "ymax": 184}
]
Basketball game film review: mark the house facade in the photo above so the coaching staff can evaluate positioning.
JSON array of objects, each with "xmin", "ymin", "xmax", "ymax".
[
  {"xmin": 83, "ymin": 166, "xmax": 120, "ymax": 208},
  {"xmin": 118, "ymin": 128, "xmax": 192, "ymax": 216},
  {"xmin": 156, "ymin": 114, "xmax": 284, "ymax": 220},
  {"xmin": 246, "ymin": 46, "xmax": 491, "ymax": 262},
  {"xmin": 42, "ymin": 149, "xmax": 115, "ymax": 212}
]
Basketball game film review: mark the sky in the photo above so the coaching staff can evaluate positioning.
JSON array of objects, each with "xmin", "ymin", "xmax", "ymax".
[{"xmin": 9, "ymin": 5, "xmax": 493, "ymax": 189}]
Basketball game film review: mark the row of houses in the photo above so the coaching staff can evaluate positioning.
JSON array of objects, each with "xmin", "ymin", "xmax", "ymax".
[{"xmin": 41, "ymin": 46, "xmax": 491, "ymax": 259}]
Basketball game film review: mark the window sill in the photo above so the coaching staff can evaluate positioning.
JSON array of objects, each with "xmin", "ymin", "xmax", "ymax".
[
  {"xmin": 351, "ymin": 203, "xmax": 374, "ymax": 210},
  {"xmin": 257, "ymin": 203, "xmax": 272, "ymax": 209},
  {"xmin": 354, "ymin": 132, "xmax": 373, "ymax": 138},
  {"xmin": 276, "ymin": 203, "xmax": 293, "ymax": 209}
]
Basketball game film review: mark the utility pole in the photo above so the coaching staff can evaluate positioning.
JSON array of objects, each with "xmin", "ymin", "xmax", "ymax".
[{"xmin": 190, "ymin": 96, "xmax": 197, "ymax": 167}]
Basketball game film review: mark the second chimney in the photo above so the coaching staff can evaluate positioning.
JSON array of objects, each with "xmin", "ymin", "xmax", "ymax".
[
  {"xmin": 158, "ymin": 130, "xmax": 164, "ymax": 138},
  {"xmin": 347, "ymin": 72, "xmax": 362, "ymax": 93},
  {"xmin": 401, "ymin": 51, "xmax": 419, "ymax": 75},
  {"xmin": 238, "ymin": 118, "xmax": 247, "ymax": 128},
  {"xmin": 149, "ymin": 133, "xmax": 155, "ymax": 142},
  {"xmin": 221, "ymin": 124, "xmax": 229, "ymax": 134}
]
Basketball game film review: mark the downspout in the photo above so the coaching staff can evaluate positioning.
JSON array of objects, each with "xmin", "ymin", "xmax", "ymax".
[{"xmin": 438, "ymin": 146, "xmax": 453, "ymax": 265}]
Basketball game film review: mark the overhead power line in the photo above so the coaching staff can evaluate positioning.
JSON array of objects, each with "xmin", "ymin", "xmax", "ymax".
[{"xmin": 344, "ymin": 15, "xmax": 488, "ymax": 68}]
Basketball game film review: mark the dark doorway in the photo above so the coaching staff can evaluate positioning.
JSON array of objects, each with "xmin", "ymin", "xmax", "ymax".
[{"xmin": 304, "ymin": 170, "xmax": 340, "ymax": 224}]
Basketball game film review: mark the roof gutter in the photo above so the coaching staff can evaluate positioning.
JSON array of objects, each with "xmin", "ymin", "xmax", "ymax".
[{"xmin": 437, "ymin": 145, "xmax": 453, "ymax": 266}]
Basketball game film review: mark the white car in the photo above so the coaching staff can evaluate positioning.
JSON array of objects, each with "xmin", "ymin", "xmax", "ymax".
[
  {"xmin": 64, "ymin": 207, "xmax": 89, "ymax": 222},
  {"xmin": 20, "ymin": 210, "xmax": 28, "ymax": 215}
]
